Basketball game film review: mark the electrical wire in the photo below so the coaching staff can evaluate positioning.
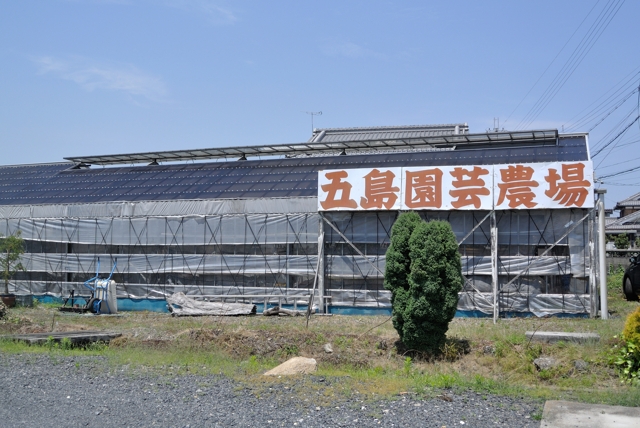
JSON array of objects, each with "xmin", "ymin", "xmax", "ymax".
[
  {"xmin": 563, "ymin": 67, "xmax": 640, "ymax": 131},
  {"xmin": 598, "ymin": 164, "xmax": 640, "ymax": 180},
  {"xmin": 515, "ymin": 0, "xmax": 624, "ymax": 131},
  {"xmin": 502, "ymin": 0, "xmax": 602, "ymax": 127},
  {"xmin": 591, "ymin": 104, "xmax": 638, "ymax": 158},
  {"xmin": 592, "ymin": 115, "xmax": 640, "ymax": 162},
  {"xmin": 518, "ymin": 0, "xmax": 624, "ymax": 130},
  {"xmin": 518, "ymin": 0, "xmax": 625, "ymax": 130},
  {"xmin": 572, "ymin": 87, "xmax": 638, "ymax": 133}
]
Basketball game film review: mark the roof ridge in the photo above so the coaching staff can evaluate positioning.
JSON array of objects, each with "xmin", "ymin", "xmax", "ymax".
[
  {"xmin": 616, "ymin": 191, "xmax": 640, "ymax": 205},
  {"xmin": 0, "ymin": 162, "xmax": 73, "ymax": 168},
  {"xmin": 313, "ymin": 123, "xmax": 468, "ymax": 132},
  {"xmin": 607, "ymin": 209, "xmax": 640, "ymax": 225}
]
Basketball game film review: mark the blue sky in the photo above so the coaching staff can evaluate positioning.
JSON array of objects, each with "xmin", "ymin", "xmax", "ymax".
[{"xmin": 1, "ymin": 0, "xmax": 638, "ymax": 208}]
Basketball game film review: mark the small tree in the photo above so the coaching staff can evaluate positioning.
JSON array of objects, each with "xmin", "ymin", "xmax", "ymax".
[
  {"xmin": 383, "ymin": 211, "xmax": 423, "ymax": 339},
  {"xmin": 384, "ymin": 214, "xmax": 463, "ymax": 354},
  {"xmin": 0, "ymin": 231, "xmax": 25, "ymax": 295},
  {"xmin": 615, "ymin": 233, "xmax": 630, "ymax": 250}
]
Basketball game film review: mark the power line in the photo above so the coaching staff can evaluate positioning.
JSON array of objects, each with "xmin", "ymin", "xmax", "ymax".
[
  {"xmin": 592, "ymin": 114, "xmax": 640, "ymax": 158},
  {"xmin": 563, "ymin": 67, "xmax": 640, "ymax": 131},
  {"xmin": 598, "ymin": 163, "xmax": 640, "ymax": 180},
  {"xmin": 518, "ymin": 0, "xmax": 623, "ymax": 130},
  {"xmin": 587, "ymin": 88, "xmax": 638, "ymax": 132},
  {"xmin": 501, "ymin": 0, "xmax": 602, "ymax": 127},
  {"xmin": 516, "ymin": 0, "xmax": 624, "ymax": 130},
  {"xmin": 590, "ymin": 104, "xmax": 637, "ymax": 152}
]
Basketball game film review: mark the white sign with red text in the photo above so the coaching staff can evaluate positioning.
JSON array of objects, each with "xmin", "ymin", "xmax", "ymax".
[{"xmin": 318, "ymin": 161, "xmax": 593, "ymax": 211}]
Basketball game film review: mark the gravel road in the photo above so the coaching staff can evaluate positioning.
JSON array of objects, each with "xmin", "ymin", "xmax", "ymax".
[{"xmin": 0, "ymin": 353, "xmax": 541, "ymax": 427}]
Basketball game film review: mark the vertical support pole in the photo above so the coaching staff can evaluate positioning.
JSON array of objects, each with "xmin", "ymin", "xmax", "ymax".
[
  {"xmin": 317, "ymin": 216, "xmax": 325, "ymax": 314},
  {"xmin": 588, "ymin": 208, "xmax": 597, "ymax": 318},
  {"xmin": 491, "ymin": 211, "xmax": 499, "ymax": 324},
  {"xmin": 596, "ymin": 189, "xmax": 608, "ymax": 320}
]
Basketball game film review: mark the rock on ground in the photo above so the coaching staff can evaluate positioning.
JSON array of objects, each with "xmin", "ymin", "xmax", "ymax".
[
  {"xmin": 534, "ymin": 357, "xmax": 558, "ymax": 371},
  {"xmin": 263, "ymin": 356, "xmax": 317, "ymax": 376}
]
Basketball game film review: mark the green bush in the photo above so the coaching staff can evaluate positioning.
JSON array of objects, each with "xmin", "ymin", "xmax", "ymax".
[
  {"xmin": 384, "ymin": 213, "xmax": 463, "ymax": 354},
  {"xmin": 614, "ymin": 234, "xmax": 630, "ymax": 250},
  {"xmin": 383, "ymin": 211, "xmax": 423, "ymax": 339},
  {"xmin": 623, "ymin": 307, "xmax": 640, "ymax": 348},
  {"xmin": 612, "ymin": 307, "xmax": 640, "ymax": 384}
]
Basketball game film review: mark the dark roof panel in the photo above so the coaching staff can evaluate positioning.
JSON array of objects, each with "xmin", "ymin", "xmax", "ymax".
[{"xmin": 0, "ymin": 135, "xmax": 589, "ymax": 206}]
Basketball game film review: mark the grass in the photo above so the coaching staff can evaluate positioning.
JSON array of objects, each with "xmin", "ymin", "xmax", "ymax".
[{"xmin": 2, "ymin": 272, "xmax": 640, "ymax": 407}]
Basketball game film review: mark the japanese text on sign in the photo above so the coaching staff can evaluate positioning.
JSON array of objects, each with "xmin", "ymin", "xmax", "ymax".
[{"xmin": 318, "ymin": 161, "xmax": 594, "ymax": 211}]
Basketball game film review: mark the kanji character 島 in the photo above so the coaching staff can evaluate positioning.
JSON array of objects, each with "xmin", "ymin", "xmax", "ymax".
[{"xmin": 360, "ymin": 169, "xmax": 400, "ymax": 209}]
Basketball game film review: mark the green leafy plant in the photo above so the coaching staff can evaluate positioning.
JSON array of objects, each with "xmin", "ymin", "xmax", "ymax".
[
  {"xmin": 614, "ymin": 233, "xmax": 630, "ymax": 250},
  {"xmin": 611, "ymin": 307, "xmax": 640, "ymax": 384},
  {"xmin": 60, "ymin": 337, "xmax": 73, "ymax": 350},
  {"xmin": 385, "ymin": 214, "xmax": 463, "ymax": 354},
  {"xmin": 45, "ymin": 336, "xmax": 56, "ymax": 350},
  {"xmin": 403, "ymin": 356, "xmax": 412, "ymax": 377},
  {"xmin": 0, "ymin": 231, "xmax": 26, "ymax": 295},
  {"xmin": 612, "ymin": 340, "xmax": 640, "ymax": 385}
]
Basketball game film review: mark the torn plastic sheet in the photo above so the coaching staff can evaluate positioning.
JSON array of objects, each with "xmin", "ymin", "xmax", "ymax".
[{"xmin": 166, "ymin": 292, "xmax": 256, "ymax": 316}]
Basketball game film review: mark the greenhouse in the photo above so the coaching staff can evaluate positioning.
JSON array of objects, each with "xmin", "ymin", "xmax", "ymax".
[{"xmin": 0, "ymin": 125, "xmax": 599, "ymax": 318}]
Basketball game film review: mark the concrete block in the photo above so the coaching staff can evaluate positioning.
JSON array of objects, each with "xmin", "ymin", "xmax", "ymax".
[
  {"xmin": 541, "ymin": 400, "xmax": 640, "ymax": 427},
  {"xmin": 525, "ymin": 331, "xmax": 600, "ymax": 344}
]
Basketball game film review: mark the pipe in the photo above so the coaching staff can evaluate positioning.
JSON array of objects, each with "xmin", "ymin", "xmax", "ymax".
[{"xmin": 596, "ymin": 189, "xmax": 608, "ymax": 320}]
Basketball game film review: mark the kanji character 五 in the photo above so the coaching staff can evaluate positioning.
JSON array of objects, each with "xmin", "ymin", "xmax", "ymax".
[{"xmin": 320, "ymin": 170, "xmax": 357, "ymax": 210}]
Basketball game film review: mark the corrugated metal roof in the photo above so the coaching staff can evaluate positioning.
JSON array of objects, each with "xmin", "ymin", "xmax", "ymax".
[
  {"xmin": 309, "ymin": 123, "xmax": 468, "ymax": 143},
  {"xmin": 0, "ymin": 134, "xmax": 588, "ymax": 207},
  {"xmin": 614, "ymin": 191, "xmax": 640, "ymax": 210},
  {"xmin": 605, "ymin": 209, "xmax": 640, "ymax": 232}
]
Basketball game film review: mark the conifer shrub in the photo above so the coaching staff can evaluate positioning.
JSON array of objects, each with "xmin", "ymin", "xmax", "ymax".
[
  {"xmin": 383, "ymin": 211, "xmax": 423, "ymax": 339},
  {"xmin": 384, "ymin": 213, "xmax": 463, "ymax": 354}
]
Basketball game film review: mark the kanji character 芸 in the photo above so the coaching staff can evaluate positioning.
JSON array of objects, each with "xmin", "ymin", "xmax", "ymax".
[{"xmin": 449, "ymin": 166, "xmax": 491, "ymax": 209}]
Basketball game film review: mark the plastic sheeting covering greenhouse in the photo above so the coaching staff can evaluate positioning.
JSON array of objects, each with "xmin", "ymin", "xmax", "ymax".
[{"xmin": 0, "ymin": 196, "xmax": 594, "ymax": 317}]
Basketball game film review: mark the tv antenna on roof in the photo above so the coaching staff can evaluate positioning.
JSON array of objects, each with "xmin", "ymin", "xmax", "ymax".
[
  {"xmin": 303, "ymin": 111, "xmax": 322, "ymax": 132},
  {"xmin": 487, "ymin": 117, "xmax": 504, "ymax": 133}
]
